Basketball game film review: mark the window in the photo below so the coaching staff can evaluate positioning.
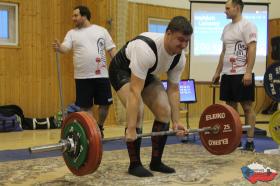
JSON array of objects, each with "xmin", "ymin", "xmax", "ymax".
[
  {"xmin": 148, "ymin": 18, "xmax": 169, "ymax": 33},
  {"xmin": 0, "ymin": 10, "xmax": 8, "ymax": 39},
  {"xmin": 0, "ymin": 2, "xmax": 18, "ymax": 46}
]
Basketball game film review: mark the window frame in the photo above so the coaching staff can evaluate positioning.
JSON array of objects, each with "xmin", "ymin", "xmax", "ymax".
[
  {"xmin": 148, "ymin": 18, "xmax": 170, "ymax": 33},
  {"xmin": 0, "ymin": 2, "xmax": 19, "ymax": 47}
]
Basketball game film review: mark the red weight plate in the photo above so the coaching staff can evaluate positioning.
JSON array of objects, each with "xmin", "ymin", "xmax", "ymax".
[
  {"xmin": 61, "ymin": 112, "xmax": 103, "ymax": 176},
  {"xmin": 225, "ymin": 104, "xmax": 243, "ymax": 150},
  {"xmin": 78, "ymin": 112, "xmax": 103, "ymax": 175},
  {"xmin": 199, "ymin": 104, "xmax": 242, "ymax": 155}
]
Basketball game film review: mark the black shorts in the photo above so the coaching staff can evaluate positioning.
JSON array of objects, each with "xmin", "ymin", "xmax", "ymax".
[
  {"xmin": 109, "ymin": 47, "xmax": 157, "ymax": 91},
  {"xmin": 75, "ymin": 78, "xmax": 113, "ymax": 108},
  {"xmin": 220, "ymin": 74, "xmax": 255, "ymax": 102}
]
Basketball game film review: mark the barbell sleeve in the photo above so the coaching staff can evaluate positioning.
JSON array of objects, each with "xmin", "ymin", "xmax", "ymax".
[{"xmin": 29, "ymin": 139, "xmax": 69, "ymax": 153}]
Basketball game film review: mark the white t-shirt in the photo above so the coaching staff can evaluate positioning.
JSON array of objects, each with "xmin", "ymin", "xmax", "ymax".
[
  {"xmin": 221, "ymin": 17, "xmax": 257, "ymax": 75},
  {"xmin": 62, "ymin": 25, "xmax": 116, "ymax": 79},
  {"xmin": 125, "ymin": 32, "xmax": 186, "ymax": 84}
]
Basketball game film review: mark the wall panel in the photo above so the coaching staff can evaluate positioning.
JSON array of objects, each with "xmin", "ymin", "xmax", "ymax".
[
  {"xmin": 0, "ymin": 0, "xmax": 277, "ymax": 127},
  {"xmin": 0, "ymin": 0, "xmax": 117, "ymax": 126}
]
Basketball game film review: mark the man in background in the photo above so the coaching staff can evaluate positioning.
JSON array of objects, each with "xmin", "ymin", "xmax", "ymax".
[
  {"xmin": 212, "ymin": 0, "xmax": 257, "ymax": 151},
  {"xmin": 52, "ymin": 5, "xmax": 116, "ymax": 138}
]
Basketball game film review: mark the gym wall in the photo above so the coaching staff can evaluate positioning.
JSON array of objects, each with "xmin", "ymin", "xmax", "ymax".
[{"xmin": 0, "ymin": 0, "xmax": 118, "ymax": 126}]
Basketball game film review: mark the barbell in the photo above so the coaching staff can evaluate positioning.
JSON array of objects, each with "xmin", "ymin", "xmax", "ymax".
[{"xmin": 29, "ymin": 104, "xmax": 251, "ymax": 176}]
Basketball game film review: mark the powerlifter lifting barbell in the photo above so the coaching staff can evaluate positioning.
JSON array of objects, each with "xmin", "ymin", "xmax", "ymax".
[{"xmin": 29, "ymin": 104, "xmax": 251, "ymax": 176}]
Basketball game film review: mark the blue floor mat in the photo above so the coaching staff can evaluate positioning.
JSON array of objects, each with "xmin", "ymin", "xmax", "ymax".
[{"xmin": 0, "ymin": 134, "xmax": 278, "ymax": 163}]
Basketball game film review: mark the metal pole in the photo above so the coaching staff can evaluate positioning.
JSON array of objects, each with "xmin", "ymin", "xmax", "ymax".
[{"xmin": 55, "ymin": 51, "xmax": 65, "ymax": 118}]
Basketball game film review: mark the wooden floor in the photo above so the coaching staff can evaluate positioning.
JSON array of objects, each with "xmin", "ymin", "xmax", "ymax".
[{"xmin": 0, "ymin": 114, "xmax": 272, "ymax": 151}]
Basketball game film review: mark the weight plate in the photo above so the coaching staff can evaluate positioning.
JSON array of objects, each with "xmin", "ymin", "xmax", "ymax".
[
  {"xmin": 269, "ymin": 110, "xmax": 280, "ymax": 144},
  {"xmin": 199, "ymin": 104, "xmax": 242, "ymax": 155},
  {"xmin": 62, "ymin": 121, "xmax": 88, "ymax": 169},
  {"xmin": 61, "ymin": 112, "xmax": 103, "ymax": 176},
  {"xmin": 264, "ymin": 62, "xmax": 280, "ymax": 102}
]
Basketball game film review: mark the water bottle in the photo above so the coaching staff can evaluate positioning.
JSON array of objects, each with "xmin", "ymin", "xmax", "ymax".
[{"xmin": 56, "ymin": 111, "xmax": 63, "ymax": 128}]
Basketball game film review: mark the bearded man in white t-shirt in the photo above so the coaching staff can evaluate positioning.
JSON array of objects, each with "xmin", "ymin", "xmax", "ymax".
[
  {"xmin": 52, "ymin": 6, "xmax": 116, "ymax": 138},
  {"xmin": 212, "ymin": 0, "xmax": 257, "ymax": 151},
  {"xmin": 109, "ymin": 16, "xmax": 193, "ymax": 177}
]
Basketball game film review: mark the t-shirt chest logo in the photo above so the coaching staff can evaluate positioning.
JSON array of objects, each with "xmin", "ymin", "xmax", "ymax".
[
  {"xmin": 229, "ymin": 41, "xmax": 247, "ymax": 73},
  {"xmin": 96, "ymin": 38, "xmax": 106, "ymax": 74},
  {"xmin": 97, "ymin": 38, "xmax": 105, "ymax": 54},
  {"xmin": 234, "ymin": 41, "xmax": 247, "ymax": 63}
]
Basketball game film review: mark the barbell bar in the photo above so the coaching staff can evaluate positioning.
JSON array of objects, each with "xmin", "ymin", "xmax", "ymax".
[
  {"xmin": 30, "ymin": 124, "xmax": 251, "ymax": 154},
  {"xmin": 29, "ymin": 126, "xmax": 214, "ymax": 153},
  {"xmin": 29, "ymin": 128, "xmax": 217, "ymax": 153},
  {"xmin": 28, "ymin": 104, "xmax": 252, "ymax": 176}
]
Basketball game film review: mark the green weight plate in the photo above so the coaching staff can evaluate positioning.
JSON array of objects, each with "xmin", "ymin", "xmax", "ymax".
[
  {"xmin": 61, "ymin": 112, "xmax": 103, "ymax": 176},
  {"xmin": 62, "ymin": 121, "xmax": 89, "ymax": 169},
  {"xmin": 269, "ymin": 110, "xmax": 280, "ymax": 144}
]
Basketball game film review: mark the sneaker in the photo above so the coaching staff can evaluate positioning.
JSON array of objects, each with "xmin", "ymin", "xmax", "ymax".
[
  {"xmin": 244, "ymin": 141, "xmax": 255, "ymax": 152},
  {"xmin": 98, "ymin": 125, "xmax": 104, "ymax": 139}
]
